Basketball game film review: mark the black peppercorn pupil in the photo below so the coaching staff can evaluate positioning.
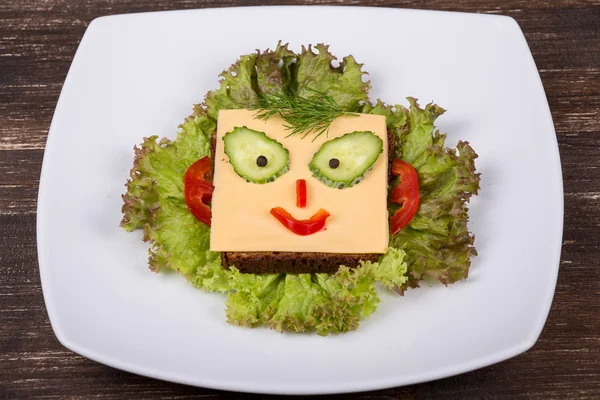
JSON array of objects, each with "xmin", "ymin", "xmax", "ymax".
[
  {"xmin": 256, "ymin": 155, "xmax": 268, "ymax": 167},
  {"xmin": 329, "ymin": 158, "xmax": 340, "ymax": 169}
]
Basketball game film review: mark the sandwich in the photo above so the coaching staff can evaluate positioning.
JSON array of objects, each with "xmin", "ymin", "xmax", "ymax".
[{"xmin": 121, "ymin": 43, "xmax": 480, "ymax": 334}]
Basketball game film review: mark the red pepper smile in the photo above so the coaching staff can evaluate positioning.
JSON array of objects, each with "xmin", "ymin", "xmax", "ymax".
[
  {"xmin": 271, "ymin": 179, "xmax": 331, "ymax": 235},
  {"xmin": 270, "ymin": 207, "xmax": 331, "ymax": 236}
]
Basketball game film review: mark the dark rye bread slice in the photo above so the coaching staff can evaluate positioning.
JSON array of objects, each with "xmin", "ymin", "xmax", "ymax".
[
  {"xmin": 222, "ymin": 252, "xmax": 380, "ymax": 274},
  {"xmin": 210, "ymin": 128, "xmax": 395, "ymax": 274}
]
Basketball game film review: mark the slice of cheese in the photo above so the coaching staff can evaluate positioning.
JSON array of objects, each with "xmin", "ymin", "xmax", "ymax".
[{"xmin": 210, "ymin": 109, "xmax": 389, "ymax": 254}]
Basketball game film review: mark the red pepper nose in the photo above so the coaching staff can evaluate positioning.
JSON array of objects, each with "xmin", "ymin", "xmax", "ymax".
[{"xmin": 296, "ymin": 179, "xmax": 307, "ymax": 208}]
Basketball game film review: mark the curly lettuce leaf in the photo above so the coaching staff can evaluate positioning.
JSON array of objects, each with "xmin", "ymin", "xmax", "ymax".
[
  {"xmin": 255, "ymin": 41, "xmax": 296, "ymax": 95},
  {"xmin": 204, "ymin": 53, "xmax": 259, "ymax": 120},
  {"xmin": 121, "ymin": 139, "xmax": 160, "ymax": 231},
  {"xmin": 369, "ymin": 247, "xmax": 409, "ymax": 292},
  {"xmin": 192, "ymin": 255, "xmax": 234, "ymax": 293},
  {"xmin": 361, "ymin": 99, "xmax": 408, "ymax": 133},
  {"xmin": 203, "ymin": 42, "xmax": 370, "ymax": 118},
  {"xmin": 121, "ymin": 112, "xmax": 218, "ymax": 276},
  {"xmin": 225, "ymin": 249, "xmax": 407, "ymax": 335},
  {"xmin": 295, "ymin": 44, "xmax": 370, "ymax": 111},
  {"xmin": 384, "ymin": 99, "xmax": 480, "ymax": 290},
  {"xmin": 204, "ymin": 42, "xmax": 299, "ymax": 119}
]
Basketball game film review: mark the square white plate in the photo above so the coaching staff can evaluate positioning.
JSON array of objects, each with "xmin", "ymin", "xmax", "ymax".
[{"xmin": 38, "ymin": 6, "xmax": 563, "ymax": 395}]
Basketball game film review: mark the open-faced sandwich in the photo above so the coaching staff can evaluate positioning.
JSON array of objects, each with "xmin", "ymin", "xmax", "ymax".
[{"xmin": 121, "ymin": 43, "xmax": 480, "ymax": 335}]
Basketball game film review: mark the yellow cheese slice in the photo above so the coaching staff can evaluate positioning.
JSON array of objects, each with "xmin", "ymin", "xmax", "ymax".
[{"xmin": 210, "ymin": 109, "xmax": 389, "ymax": 254}]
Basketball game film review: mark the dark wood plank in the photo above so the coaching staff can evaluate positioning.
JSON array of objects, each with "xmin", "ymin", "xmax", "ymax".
[
  {"xmin": 1, "ymin": 0, "xmax": 599, "ymax": 399},
  {"xmin": 0, "ymin": 149, "xmax": 43, "ymax": 214}
]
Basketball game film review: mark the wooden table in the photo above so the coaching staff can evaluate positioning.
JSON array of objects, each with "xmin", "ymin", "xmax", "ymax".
[{"xmin": 1, "ymin": 1, "xmax": 599, "ymax": 398}]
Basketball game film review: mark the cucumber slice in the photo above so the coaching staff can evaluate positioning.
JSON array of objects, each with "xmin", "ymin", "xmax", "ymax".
[
  {"xmin": 309, "ymin": 131, "xmax": 383, "ymax": 189},
  {"xmin": 223, "ymin": 126, "xmax": 289, "ymax": 183}
]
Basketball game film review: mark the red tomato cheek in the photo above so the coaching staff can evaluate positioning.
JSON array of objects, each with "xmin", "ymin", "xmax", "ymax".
[
  {"xmin": 184, "ymin": 156, "xmax": 214, "ymax": 226},
  {"xmin": 389, "ymin": 159, "xmax": 420, "ymax": 236}
]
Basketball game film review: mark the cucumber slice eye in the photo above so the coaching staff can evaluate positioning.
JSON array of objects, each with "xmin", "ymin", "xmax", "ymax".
[
  {"xmin": 309, "ymin": 131, "xmax": 383, "ymax": 189},
  {"xmin": 223, "ymin": 126, "xmax": 289, "ymax": 184}
]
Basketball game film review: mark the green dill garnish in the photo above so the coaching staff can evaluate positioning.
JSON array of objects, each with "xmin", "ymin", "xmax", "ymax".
[{"xmin": 250, "ymin": 88, "xmax": 358, "ymax": 140}]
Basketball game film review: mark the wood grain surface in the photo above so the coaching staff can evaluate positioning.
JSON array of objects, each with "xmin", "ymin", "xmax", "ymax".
[{"xmin": 1, "ymin": 0, "xmax": 599, "ymax": 398}]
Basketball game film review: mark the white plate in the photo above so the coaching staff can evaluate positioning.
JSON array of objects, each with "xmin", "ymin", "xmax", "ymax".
[{"xmin": 38, "ymin": 6, "xmax": 563, "ymax": 395}]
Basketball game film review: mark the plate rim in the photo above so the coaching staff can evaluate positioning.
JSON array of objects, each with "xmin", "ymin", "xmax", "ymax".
[{"xmin": 37, "ymin": 6, "xmax": 563, "ymax": 395}]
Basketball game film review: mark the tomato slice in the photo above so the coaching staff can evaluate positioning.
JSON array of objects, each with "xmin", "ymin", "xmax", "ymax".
[
  {"xmin": 392, "ymin": 159, "xmax": 419, "ymax": 188},
  {"xmin": 184, "ymin": 156, "xmax": 214, "ymax": 226},
  {"xmin": 296, "ymin": 179, "xmax": 307, "ymax": 208},
  {"xmin": 270, "ymin": 207, "xmax": 330, "ymax": 236},
  {"xmin": 390, "ymin": 159, "xmax": 420, "ymax": 236}
]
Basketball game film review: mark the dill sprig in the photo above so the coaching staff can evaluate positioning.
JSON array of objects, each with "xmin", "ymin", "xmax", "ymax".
[{"xmin": 251, "ymin": 88, "xmax": 358, "ymax": 140}]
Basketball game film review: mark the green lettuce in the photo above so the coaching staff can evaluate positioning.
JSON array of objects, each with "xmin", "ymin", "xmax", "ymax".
[
  {"xmin": 121, "ymin": 43, "xmax": 479, "ymax": 334},
  {"xmin": 121, "ymin": 113, "xmax": 218, "ymax": 275},
  {"xmin": 365, "ymin": 98, "xmax": 480, "ymax": 290},
  {"xmin": 397, "ymin": 99, "xmax": 479, "ymax": 289},
  {"xmin": 362, "ymin": 96, "xmax": 480, "ymax": 290},
  {"xmin": 255, "ymin": 42, "xmax": 296, "ymax": 95},
  {"xmin": 224, "ymin": 253, "xmax": 407, "ymax": 335},
  {"xmin": 295, "ymin": 44, "xmax": 370, "ymax": 111}
]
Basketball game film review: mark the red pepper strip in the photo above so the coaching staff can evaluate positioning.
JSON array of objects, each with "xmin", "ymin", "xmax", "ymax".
[
  {"xmin": 296, "ymin": 179, "xmax": 307, "ymax": 208},
  {"xmin": 270, "ymin": 207, "xmax": 330, "ymax": 236},
  {"xmin": 184, "ymin": 156, "xmax": 214, "ymax": 226},
  {"xmin": 390, "ymin": 159, "xmax": 420, "ymax": 236},
  {"xmin": 392, "ymin": 159, "xmax": 419, "ymax": 188}
]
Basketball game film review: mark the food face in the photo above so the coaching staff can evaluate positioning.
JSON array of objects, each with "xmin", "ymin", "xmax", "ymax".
[
  {"xmin": 121, "ymin": 43, "xmax": 481, "ymax": 335},
  {"xmin": 210, "ymin": 109, "xmax": 389, "ymax": 254}
]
